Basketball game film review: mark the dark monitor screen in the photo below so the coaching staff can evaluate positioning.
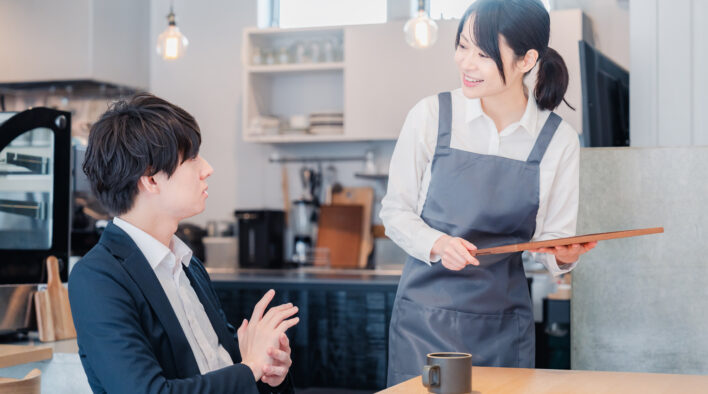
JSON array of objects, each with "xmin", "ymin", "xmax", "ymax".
[{"xmin": 579, "ymin": 41, "xmax": 630, "ymax": 147}]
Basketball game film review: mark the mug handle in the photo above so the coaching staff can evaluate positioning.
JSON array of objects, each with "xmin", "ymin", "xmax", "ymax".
[{"xmin": 422, "ymin": 365, "xmax": 440, "ymax": 388}]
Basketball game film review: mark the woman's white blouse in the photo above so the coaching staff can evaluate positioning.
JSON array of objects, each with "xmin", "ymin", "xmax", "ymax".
[{"xmin": 379, "ymin": 88, "xmax": 580, "ymax": 276}]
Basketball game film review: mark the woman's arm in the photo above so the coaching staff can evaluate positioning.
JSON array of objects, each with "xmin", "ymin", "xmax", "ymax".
[{"xmin": 379, "ymin": 98, "xmax": 447, "ymax": 264}]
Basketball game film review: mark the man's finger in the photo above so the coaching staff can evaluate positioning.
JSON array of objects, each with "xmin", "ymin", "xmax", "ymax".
[
  {"xmin": 265, "ymin": 306, "xmax": 299, "ymax": 329},
  {"xmin": 237, "ymin": 319, "xmax": 248, "ymax": 342},
  {"xmin": 279, "ymin": 333, "xmax": 290, "ymax": 350},
  {"xmin": 250, "ymin": 289, "xmax": 275, "ymax": 324},
  {"xmin": 261, "ymin": 303, "xmax": 294, "ymax": 325},
  {"xmin": 263, "ymin": 365, "xmax": 288, "ymax": 377},
  {"xmin": 276, "ymin": 317, "xmax": 300, "ymax": 333},
  {"xmin": 267, "ymin": 347, "xmax": 291, "ymax": 364}
]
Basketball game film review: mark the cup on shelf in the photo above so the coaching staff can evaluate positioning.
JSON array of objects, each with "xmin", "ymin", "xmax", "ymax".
[
  {"xmin": 309, "ymin": 41, "xmax": 322, "ymax": 63},
  {"xmin": 277, "ymin": 46, "xmax": 290, "ymax": 64},
  {"xmin": 263, "ymin": 48, "xmax": 275, "ymax": 65},
  {"xmin": 251, "ymin": 47, "xmax": 263, "ymax": 65},
  {"xmin": 322, "ymin": 39, "xmax": 335, "ymax": 63},
  {"xmin": 292, "ymin": 41, "xmax": 309, "ymax": 63}
]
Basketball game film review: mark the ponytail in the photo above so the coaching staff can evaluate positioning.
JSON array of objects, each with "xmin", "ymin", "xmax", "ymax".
[{"xmin": 534, "ymin": 47, "xmax": 573, "ymax": 111}]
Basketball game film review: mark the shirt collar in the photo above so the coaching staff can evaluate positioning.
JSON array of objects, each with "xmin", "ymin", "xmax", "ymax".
[
  {"xmin": 113, "ymin": 217, "xmax": 193, "ymax": 270},
  {"xmin": 464, "ymin": 93, "xmax": 540, "ymax": 137}
]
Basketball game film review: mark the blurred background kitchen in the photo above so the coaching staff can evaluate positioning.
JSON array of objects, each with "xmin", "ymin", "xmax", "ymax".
[{"xmin": 1, "ymin": 0, "xmax": 707, "ymax": 393}]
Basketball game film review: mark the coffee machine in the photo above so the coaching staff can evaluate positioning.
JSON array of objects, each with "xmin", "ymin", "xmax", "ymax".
[
  {"xmin": 291, "ymin": 199, "xmax": 316, "ymax": 264},
  {"xmin": 0, "ymin": 108, "xmax": 71, "ymax": 336},
  {"xmin": 289, "ymin": 166, "xmax": 321, "ymax": 265},
  {"xmin": 235, "ymin": 210, "xmax": 284, "ymax": 269}
]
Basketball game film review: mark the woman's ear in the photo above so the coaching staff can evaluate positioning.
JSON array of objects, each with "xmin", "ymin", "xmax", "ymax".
[{"xmin": 519, "ymin": 49, "xmax": 539, "ymax": 73}]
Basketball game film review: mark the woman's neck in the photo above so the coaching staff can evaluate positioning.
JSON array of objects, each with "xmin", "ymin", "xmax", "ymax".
[{"xmin": 481, "ymin": 84, "xmax": 528, "ymax": 133}]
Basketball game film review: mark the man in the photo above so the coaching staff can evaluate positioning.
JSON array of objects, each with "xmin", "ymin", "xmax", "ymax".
[{"xmin": 69, "ymin": 93, "xmax": 298, "ymax": 393}]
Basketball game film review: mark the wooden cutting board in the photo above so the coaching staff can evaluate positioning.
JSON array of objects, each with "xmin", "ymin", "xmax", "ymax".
[
  {"xmin": 331, "ymin": 187, "xmax": 374, "ymax": 268},
  {"xmin": 470, "ymin": 227, "xmax": 664, "ymax": 256},
  {"xmin": 34, "ymin": 256, "xmax": 76, "ymax": 342},
  {"xmin": 316, "ymin": 205, "xmax": 364, "ymax": 268},
  {"xmin": 0, "ymin": 345, "xmax": 52, "ymax": 368}
]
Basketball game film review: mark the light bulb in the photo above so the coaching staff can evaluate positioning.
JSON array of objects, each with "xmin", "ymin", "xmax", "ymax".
[
  {"xmin": 156, "ymin": 10, "xmax": 188, "ymax": 60},
  {"xmin": 404, "ymin": 10, "xmax": 439, "ymax": 49}
]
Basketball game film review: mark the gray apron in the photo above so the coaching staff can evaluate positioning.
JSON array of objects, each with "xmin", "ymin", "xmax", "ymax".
[{"xmin": 387, "ymin": 92, "xmax": 562, "ymax": 386}]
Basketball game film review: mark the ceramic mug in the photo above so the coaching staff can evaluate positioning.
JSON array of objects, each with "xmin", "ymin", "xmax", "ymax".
[{"xmin": 422, "ymin": 352, "xmax": 472, "ymax": 394}]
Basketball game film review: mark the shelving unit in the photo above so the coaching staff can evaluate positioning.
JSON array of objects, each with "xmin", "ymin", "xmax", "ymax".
[{"xmin": 242, "ymin": 26, "xmax": 346, "ymax": 143}]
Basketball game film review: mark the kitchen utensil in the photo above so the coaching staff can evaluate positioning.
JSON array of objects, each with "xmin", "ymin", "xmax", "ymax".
[
  {"xmin": 316, "ymin": 205, "xmax": 363, "ymax": 268},
  {"xmin": 0, "ymin": 345, "xmax": 52, "ymax": 369},
  {"xmin": 281, "ymin": 165, "xmax": 290, "ymax": 227},
  {"xmin": 0, "ymin": 368, "xmax": 41, "ymax": 394},
  {"xmin": 470, "ymin": 227, "xmax": 664, "ymax": 257},
  {"xmin": 332, "ymin": 187, "xmax": 374, "ymax": 268},
  {"xmin": 34, "ymin": 256, "xmax": 76, "ymax": 342}
]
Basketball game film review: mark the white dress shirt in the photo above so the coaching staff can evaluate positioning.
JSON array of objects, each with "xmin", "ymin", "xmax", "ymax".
[
  {"xmin": 113, "ymin": 217, "xmax": 234, "ymax": 374},
  {"xmin": 380, "ymin": 88, "xmax": 579, "ymax": 276}
]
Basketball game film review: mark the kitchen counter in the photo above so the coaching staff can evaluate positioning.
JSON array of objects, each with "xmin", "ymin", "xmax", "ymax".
[
  {"xmin": 0, "ymin": 333, "xmax": 90, "ymax": 393},
  {"xmin": 380, "ymin": 366, "xmax": 708, "ymax": 393},
  {"xmin": 207, "ymin": 266, "xmax": 402, "ymax": 289}
]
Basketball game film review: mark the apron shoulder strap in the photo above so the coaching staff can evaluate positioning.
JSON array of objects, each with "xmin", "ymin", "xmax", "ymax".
[
  {"xmin": 526, "ymin": 112, "xmax": 562, "ymax": 165},
  {"xmin": 435, "ymin": 92, "xmax": 453, "ymax": 156}
]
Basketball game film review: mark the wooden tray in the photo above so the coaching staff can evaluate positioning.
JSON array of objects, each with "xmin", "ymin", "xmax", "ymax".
[{"xmin": 470, "ymin": 227, "xmax": 664, "ymax": 256}]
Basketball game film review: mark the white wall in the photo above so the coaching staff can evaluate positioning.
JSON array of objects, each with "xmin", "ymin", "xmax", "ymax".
[
  {"xmin": 630, "ymin": 0, "xmax": 708, "ymax": 147},
  {"xmin": 149, "ymin": 0, "xmax": 396, "ymax": 227},
  {"xmin": 551, "ymin": 0, "xmax": 629, "ymax": 69}
]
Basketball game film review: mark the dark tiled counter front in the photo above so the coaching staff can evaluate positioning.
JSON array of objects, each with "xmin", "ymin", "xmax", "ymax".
[{"xmin": 209, "ymin": 267, "xmax": 400, "ymax": 391}]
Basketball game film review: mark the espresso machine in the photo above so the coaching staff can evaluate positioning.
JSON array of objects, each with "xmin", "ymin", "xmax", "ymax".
[
  {"xmin": 290, "ymin": 166, "xmax": 321, "ymax": 265},
  {"xmin": 0, "ymin": 108, "xmax": 71, "ymax": 336}
]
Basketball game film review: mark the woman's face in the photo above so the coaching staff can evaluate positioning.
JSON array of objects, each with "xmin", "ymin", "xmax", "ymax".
[{"xmin": 454, "ymin": 16, "xmax": 532, "ymax": 99}]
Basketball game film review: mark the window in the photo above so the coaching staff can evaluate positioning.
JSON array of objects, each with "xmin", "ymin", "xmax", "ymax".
[
  {"xmin": 429, "ymin": 0, "xmax": 551, "ymax": 20},
  {"xmin": 273, "ymin": 0, "xmax": 387, "ymax": 28}
]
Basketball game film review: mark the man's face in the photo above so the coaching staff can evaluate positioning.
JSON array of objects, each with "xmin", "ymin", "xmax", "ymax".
[{"xmin": 153, "ymin": 154, "xmax": 213, "ymax": 221}]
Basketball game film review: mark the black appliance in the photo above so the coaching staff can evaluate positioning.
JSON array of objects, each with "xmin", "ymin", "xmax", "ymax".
[
  {"xmin": 235, "ymin": 210, "xmax": 284, "ymax": 269},
  {"xmin": 579, "ymin": 40, "xmax": 630, "ymax": 147},
  {"xmin": 0, "ymin": 108, "xmax": 71, "ymax": 336}
]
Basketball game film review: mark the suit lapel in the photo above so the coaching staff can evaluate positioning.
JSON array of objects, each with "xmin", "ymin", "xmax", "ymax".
[
  {"xmin": 182, "ymin": 263, "xmax": 239, "ymax": 360},
  {"xmin": 99, "ymin": 223, "xmax": 201, "ymax": 376}
]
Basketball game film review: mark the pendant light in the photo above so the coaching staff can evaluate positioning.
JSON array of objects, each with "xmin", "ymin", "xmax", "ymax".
[
  {"xmin": 156, "ymin": 2, "xmax": 189, "ymax": 60},
  {"xmin": 403, "ymin": 0, "xmax": 439, "ymax": 49}
]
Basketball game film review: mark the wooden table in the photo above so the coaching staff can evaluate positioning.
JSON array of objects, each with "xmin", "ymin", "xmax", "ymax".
[{"xmin": 379, "ymin": 367, "xmax": 708, "ymax": 393}]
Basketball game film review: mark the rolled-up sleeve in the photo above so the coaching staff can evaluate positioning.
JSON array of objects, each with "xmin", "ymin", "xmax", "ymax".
[
  {"xmin": 380, "ymin": 98, "xmax": 445, "ymax": 265},
  {"xmin": 531, "ymin": 126, "xmax": 581, "ymax": 276}
]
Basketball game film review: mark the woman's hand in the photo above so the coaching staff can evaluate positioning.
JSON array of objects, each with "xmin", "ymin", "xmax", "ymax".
[
  {"xmin": 431, "ymin": 235, "xmax": 479, "ymax": 271},
  {"xmin": 529, "ymin": 241, "xmax": 597, "ymax": 264}
]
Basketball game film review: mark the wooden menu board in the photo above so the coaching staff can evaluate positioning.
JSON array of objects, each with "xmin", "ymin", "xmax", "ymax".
[{"xmin": 470, "ymin": 227, "xmax": 664, "ymax": 256}]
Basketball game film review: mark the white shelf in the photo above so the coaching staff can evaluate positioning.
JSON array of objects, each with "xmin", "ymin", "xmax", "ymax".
[
  {"xmin": 247, "ymin": 62, "xmax": 344, "ymax": 74},
  {"xmin": 244, "ymin": 133, "xmax": 392, "ymax": 144}
]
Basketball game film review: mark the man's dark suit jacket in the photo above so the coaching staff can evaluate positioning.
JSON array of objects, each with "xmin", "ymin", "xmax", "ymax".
[{"xmin": 68, "ymin": 222, "xmax": 293, "ymax": 394}]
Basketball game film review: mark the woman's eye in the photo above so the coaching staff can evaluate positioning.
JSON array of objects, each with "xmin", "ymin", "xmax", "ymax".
[
  {"xmin": 479, "ymin": 52, "xmax": 488, "ymax": 58},
  {"xmin": 459, "ymin": 44, "xmax": 467, "ymax": 49}
]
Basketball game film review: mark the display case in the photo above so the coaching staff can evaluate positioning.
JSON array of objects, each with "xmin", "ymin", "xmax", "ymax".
[{"xmin": 0, "ymin": 108, "xmax": 71, "ymax": 285}]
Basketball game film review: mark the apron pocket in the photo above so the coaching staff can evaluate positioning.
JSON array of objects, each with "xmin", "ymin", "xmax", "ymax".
[{"xmin": 389, "ymin": 297, "xmax": 521, "ymax": 376}]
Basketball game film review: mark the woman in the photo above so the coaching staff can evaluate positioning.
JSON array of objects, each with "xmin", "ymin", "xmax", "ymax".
[{"xmin": 380, "ymin": 0, "xmax": 597, "ymax": 386}]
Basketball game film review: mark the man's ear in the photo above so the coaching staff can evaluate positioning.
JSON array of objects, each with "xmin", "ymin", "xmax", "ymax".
[
  {"xmin": 520, "ymin": 49, "xmax": 539, "ymax": 73},
  {"xmin": 137, "ymin": 174, "xmax": 160, "ymax": 194}
]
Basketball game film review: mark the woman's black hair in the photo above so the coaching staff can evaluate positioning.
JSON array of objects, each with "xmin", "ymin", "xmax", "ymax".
[
  {"xmin": 82, "ymin": 93, "xmax": 202, "ymax": 215},
  {"xmin": 454, "ymin": 0, "xmax": 572, "ymax": 111}
]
